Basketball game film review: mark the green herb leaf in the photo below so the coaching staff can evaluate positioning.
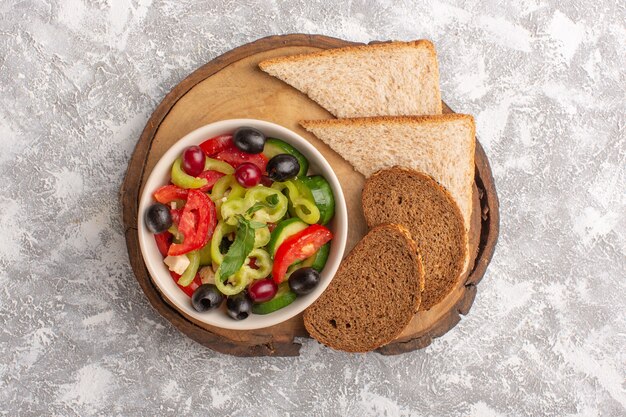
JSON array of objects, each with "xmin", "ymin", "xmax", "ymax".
[
  {"xmin": 219, "ymin": 218, "xmax": 255, "ymax": 280},
  {"xmin": 265, "ymin": 194, "xmax": 279, "ymax": 207},
  {"xmin": 246, "ymin": 194, "xmax": 280, "ymax": 216},
  {"xmin": 246, "ymin": 202, "xmax": 266, "ymax": 215},
  {"xmin": 248, "ymin": 221, "xmax": 266, "ymax": 229}
]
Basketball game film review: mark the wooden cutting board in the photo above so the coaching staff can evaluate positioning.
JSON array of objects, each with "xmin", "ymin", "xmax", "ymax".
[{"xmin": 120, "ymin": 34, "xmax": 499, "ymax": 356}]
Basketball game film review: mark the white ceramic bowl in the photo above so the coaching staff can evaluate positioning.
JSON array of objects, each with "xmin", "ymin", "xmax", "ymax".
[{"xmin": 138, "ymin": 119, "xmax": 348, "ymax": 330}]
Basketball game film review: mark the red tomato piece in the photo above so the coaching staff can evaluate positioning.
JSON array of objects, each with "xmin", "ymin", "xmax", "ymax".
[
  {"xmin": 249, "ymin": 257, "xmax": 259, "ymax": 270},
  {"xmin": 170, "ymin": 271, "xmax": 201, "ymax": 297},
  {"xmin": 215, "ymin": 144, "xmax": 268, "ymax": 172},
  {"xmin": 153, "ymin": 185, "xmax": 188, "ymax": 204},
  {"xmin": 272, "ymin": 224, "xmax": 333, "ymax": 283},
  {"xmin": 197, "ymin": 170, "xmax": 226, "ymax": 192},
  {"xmin": 154, "ymin": 231, "xmax": 173, "ymax": 257},
  {"xmin": 199, "ymin": 134, "xmax": 233, "ymax": 156},
  {"xmin": 177, "ymin": 209, "xmax": 198, "ymax": 239},
  {"xmin": 170, "ymin": 208, "xmax": 183, "ymax": 225},
  {"xmin": 168, "ymin": 190, "xmax": 217, "ymax": 256}
]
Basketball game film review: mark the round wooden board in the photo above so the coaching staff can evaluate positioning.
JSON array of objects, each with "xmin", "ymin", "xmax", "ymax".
[{"xmin": 120, "ymin": 34, "xmax": 499, "ymax": 356}]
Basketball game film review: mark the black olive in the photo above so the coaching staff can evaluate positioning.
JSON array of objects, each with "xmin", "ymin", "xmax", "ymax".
[
  {"xmin": 266, "ymin": 154, "xmax": 300, "ymax": 181},
  {"xmin": 233, "ymin": 127, "xmax": 266, "ymax": 154},
  {"xmin": 288, "ymin": 267, "xmax": 321, "ymax": 295},
  {"xmin": 145, "ymin": 203, "xmax": 172, "ymax": 233},
  {"xmin": 226, "ymin": 292, "xmax": 252, "ymax": 320},
  {"xmin": 191, "ymin": 284, "xmax": 224, "ymax": 312}
]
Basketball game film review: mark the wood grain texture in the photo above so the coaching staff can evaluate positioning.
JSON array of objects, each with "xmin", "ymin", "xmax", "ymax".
[{"xmin": 120, "ymin": 34, "xmax": 499, "ymax": 356}]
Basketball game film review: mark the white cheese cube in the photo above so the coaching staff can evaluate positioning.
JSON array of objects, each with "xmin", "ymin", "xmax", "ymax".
[
  {"xmin": 164, "ymin": 255, "xmax": 190, "ymax": 275},
  {"xmin": 199, "ymin": 266, "xmax": 215, "ymax": 285}
]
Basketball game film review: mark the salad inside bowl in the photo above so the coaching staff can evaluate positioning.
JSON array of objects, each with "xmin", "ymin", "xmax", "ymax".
[{"xmin": 138, "ymin": 119, "xmax": 347, "ymax": 330}]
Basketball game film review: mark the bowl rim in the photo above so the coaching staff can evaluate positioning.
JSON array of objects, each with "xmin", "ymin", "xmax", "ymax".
[{"xmin": 137, "ymin": 118, "xmax": 348, "ymax": 330}]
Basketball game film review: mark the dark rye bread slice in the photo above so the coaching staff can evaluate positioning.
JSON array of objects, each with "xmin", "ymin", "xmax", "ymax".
[
  {"xmin": 304, "ymin": 224, "xmax": 424, "ymax": 353},
  {"xmin": 362, "ymin": 168, "xmax": 466, "ymax": 311}
]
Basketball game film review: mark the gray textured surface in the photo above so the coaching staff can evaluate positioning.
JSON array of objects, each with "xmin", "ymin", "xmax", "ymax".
[{"xmin": 1, "ymin": 0, "xmax": 625, "ymax": 416}]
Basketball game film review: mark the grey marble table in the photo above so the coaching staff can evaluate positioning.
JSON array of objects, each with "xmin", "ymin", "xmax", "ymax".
[{"xmin": 1, "ymin": 1, "xmax": 624, "ymax": 416}]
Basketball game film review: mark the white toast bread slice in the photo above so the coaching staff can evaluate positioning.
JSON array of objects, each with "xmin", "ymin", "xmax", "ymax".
[
  {"xmin": 300, "ymin": 115, "xmax": 476, "ymax": 270},
  {"xmin": 259, "ymin": 40, "xmax": 442, "ymax": 118}
]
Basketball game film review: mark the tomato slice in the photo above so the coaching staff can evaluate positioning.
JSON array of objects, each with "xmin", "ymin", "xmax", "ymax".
[
  {"xmin": 154, "ymin": 231, "xmax": 173, "ymax": 257},
  {"xmin": 199, "ymin": 134, "xmax": 233, "ymax": 156},
  {"xmin": 215, "ymin": 144, "xmax": 268, "ymax": 172},
  {"xmin": 168, "ymin": 190, "xmax": 217, "ymax": 256},
  {"xmin": 197, "ymin": 170, "xmax": 225, "ymax": 192},
  {"xmin": 170, "ymin": 208, "xmax": 183, "ymax": 225},
  {"xmin": 170, "ymin": 271, "xmax": 201, "ymax": 297},
  {"xmin": 272, "ymin": 224, "xmax": 333, "ymax": 283},
  {"xmin": 153, "ymin": 184, "xmax": 188, "ymax": 204}
]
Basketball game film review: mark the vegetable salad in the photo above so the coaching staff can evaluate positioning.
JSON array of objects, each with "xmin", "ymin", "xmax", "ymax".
[{"xmin": 144, "ymin": 127, "xmax": 335, "ymax": 320}]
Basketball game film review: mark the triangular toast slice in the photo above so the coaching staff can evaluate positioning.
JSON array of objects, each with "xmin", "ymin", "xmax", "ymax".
[
  {"xmin": 259, "ymin": 40, "xmax": 442, "ymax": 118},
  {"xmin": 300, "ymin": 114, "xmax": 476, "ymax": 237}
]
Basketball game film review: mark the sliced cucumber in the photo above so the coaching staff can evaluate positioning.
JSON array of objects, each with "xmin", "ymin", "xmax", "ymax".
[
  {"xmin": 267, "ymin": 218, "xmax": 308, "ymax": 256},
  {"xmin": 300, "ymin": 175, "xmax": 335, "ymax": 225},
  {"xmin": 263, "ymin": 138, "xmax": 309, "ymax": 177},
  {"xmin": 252, "ymin": 283, "xmax": 297, "ymax": 315},
  {"xmin": 301, "ymin": 243, "xmax": 330, "ymax": 272},
  {"xmin": 284, "ymin": 260, "xmax": 302, "ymax": 281}
]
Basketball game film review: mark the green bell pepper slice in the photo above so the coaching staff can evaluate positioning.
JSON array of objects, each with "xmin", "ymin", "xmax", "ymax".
[
  {"xmin": 220, "ymin": 186, "xmax": 288, "ymax": 225},
  {"xmin": 177, "ymin": 250, "xmax": 200, "ymax": 287},
  {"xmin": 171, "ymin": 158, "xmax": 207, "ymax": 189},
  {"xmin": 210, "ymin": 174, "xmax": 246, "ymax": 213},
  {"xmin": 214, "ymin": 248, "xmax": 272, "ymax": 295},
  {"xmin": 242, "ymin": 248, "xmax": 272, "ymax": 280},
  {"xmin": 204, "ymin": 157, "xmax": 234, "ymax": 174},
  {"xmin": 167, "ymin": 224, "xmax": 183, "ymax": 243},
  {"xmin": 170, "ymin": 157, "xmax": 233, "ymax": 191},
  {"xmin": 214, "ymin": 268, "xmax": 248, "ymax": 296},
  {"xmin": 272, "ymin": 180, "xmax": 320, "ymax": 224},
  {"xmin": 210, "ymin": 221, "xmax": 235, "ymax": 266},
  {"xmin": 198, "ymin": 243, "xmax": 212, "ymax": 266},
  {"xmin": 254, "ymin": 226, "xmax": 271, "ymax": 248},
  {"xmin": 221, "ymin": 198, "xmax": 249, "ymax": 226},
  {"xmin": 246, "ymin": 187, "xmax": 289, "ymax": 224}
]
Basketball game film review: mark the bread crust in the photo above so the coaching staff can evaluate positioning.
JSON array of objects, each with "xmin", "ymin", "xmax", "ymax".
[
  {"xmin": 300, "ymin": 113, "xmax": 476, "ymax": 247},
  {"xmin": 362, "ymin": 167, "xmax": 467, "ymax": 310},
  {"xmin": 260, "ymin": 40, "xmax": 443, "ymax": 115},
  {"xmin": 259, "ymin": 39, "xmax": 436, "ymax": 68},
  {"xmin": 393, "ymin": 223, "xmax": 426, "ymax": 297},
  {"xmin": 303, "ymin": 223, "xmax": 424, "ymax": 352},
  {"xmin": 300, "ymin": 113, "xmax": 474, "ymax": 131}
]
